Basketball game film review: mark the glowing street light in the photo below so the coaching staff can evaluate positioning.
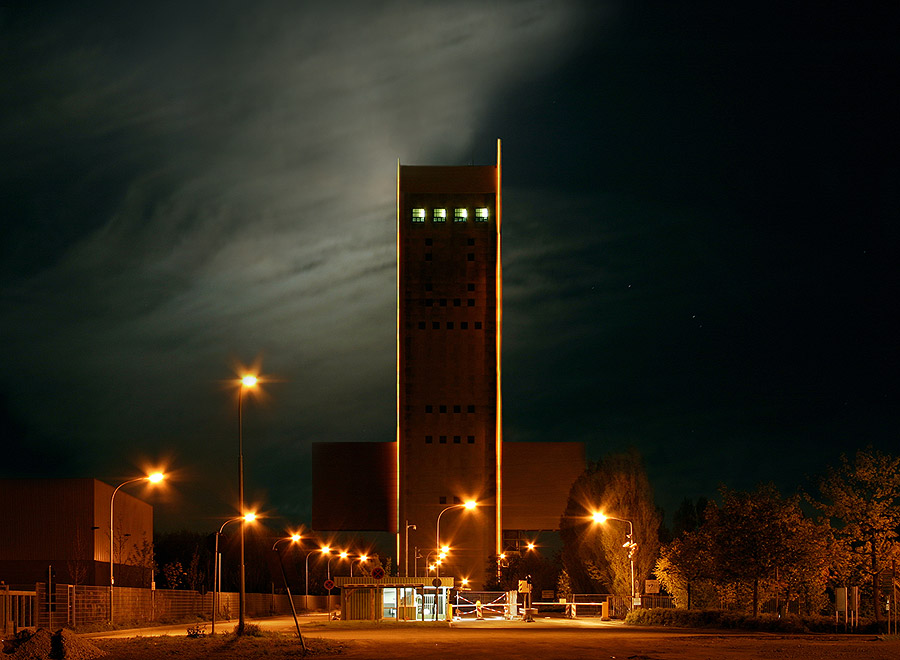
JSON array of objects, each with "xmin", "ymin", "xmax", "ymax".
[
  {"xmin": 350, "ymin": 554, "xmax": 368, "ymax": 577},
  {"xmin": 237, "ymin": 372, "xmax": 259, "ymax": 634},
  {"xmin": 593, "ymin": 511, "xmax": 637, "ymax": 609},
  {"xmin": 272, "ymin": 533, "xmax": 305, "ymax": 649},
  {"xmin": 213, "ymin": 513, "xmax": 255, "ymax": 634},
  {"xmin": 435, "ymin": 500, "xmax": 477, "ymax": 577},
  {"xmin": 109, "ymin": 471, "xmax": 165, "ymax": 624},
  {"xmin": 328, "ymin": 551, "xmax": 349, "ymax": 581}
]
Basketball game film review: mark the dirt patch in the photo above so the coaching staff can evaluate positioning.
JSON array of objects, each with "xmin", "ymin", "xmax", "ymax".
[
  {"xmin": 4, "ymin": 629, "xmax": 105, "ymax": 660},
  {"xmin": 93, "ymin": 634, "xmax": 340, "ymax": 660}
]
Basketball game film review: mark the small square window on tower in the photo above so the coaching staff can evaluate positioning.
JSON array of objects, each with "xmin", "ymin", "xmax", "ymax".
[
  {"xmin": 467, "ymin": 435, "xmax": 475, "ymax": 444},
  {"xmin": 475, "ymin": 207, "xmax": 489, "ymax": 222},
  {"xmin": 454, "ymin": 208, "xmax": 468, "ymax": 222},
  {"xmin": 439, "ymin": 496, "xmax": 447, "ymax": 504},
  {"xmin": 433, "ymin": 208, "xmax": 446, "ymax": 223},
  {"xmin": 412, "ymin": 208, "xmax": 426, "ymax": 223}
]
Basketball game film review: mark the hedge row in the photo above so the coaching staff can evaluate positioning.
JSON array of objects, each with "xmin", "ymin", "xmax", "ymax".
[{"xmin": 624, "ymin": 608, "xmax": 878, "ymax": 633}]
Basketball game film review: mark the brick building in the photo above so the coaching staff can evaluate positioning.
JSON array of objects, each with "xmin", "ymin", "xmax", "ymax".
[{"xmin": 313, "ymin": 142, "xmax": 585, "ymax": 588}]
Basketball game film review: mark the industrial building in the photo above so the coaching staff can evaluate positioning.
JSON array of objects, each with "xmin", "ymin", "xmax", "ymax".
[
  {"xmin": 0, "ymin": 478, "xmax": 154, "ymax": 588},
  {"xmin": 313, "ymin": 142, "xmax": 585, "ymax": 589}
]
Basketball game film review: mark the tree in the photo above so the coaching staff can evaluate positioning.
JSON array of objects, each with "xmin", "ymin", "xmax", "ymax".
[
  {"xmin": 128, "ymin": 533, "xmax": 155, "ymax": 588},
  {"xmin": 703, "ymin": 484, "xmax": 830, "ymax": 616},
  {"xmin": 811, "ymin": 448, "xmax": 900, "ymax": 622},
  {"xmin": 655, "ymin": 527, "xmax": 715, "ymax": 609},
  {"xmin": 66, "ymin": 525, "xmax": 90, "ymax": 587},
  {"xmin": 560, "ymin": 450, "xmax": 661, "ymax": 597}
]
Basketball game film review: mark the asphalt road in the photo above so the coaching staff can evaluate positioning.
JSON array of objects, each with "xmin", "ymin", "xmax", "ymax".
[{"xmin": 85, "ymin": 614, "xmax": 900, "ymax": 660}]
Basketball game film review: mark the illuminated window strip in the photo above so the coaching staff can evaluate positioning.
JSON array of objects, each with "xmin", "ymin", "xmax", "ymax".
[
  {"xmin": 454, "ymin": 208, "xmax": 468, "ymax": 222},
  {"xmin": 412, "ymin": 208, "xmax": 426, "ymax": 223},
  {"xmin": 475, "ymin": 208, "xmax": 489, "ymax": 222},
  {"xmin": 433, "ymin": 208, "xmax": 446, "ymax": 223}
]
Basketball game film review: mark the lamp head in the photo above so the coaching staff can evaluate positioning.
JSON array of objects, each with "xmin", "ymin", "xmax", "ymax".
[
  {"xmin": 321, "ymin": 546, "xmax": 330, "ymax": 554},
  {"xmin": 464, "ymin": 500, "xmax": 477, "ymax": 510},
  {"xmin": 241, "ymin": 375, "xmax": 258, "ymax": 388},
  {"xmin": 243, "ymin": 512, "xmax": 256, "ymax": 523},
  {"xmin": 592, "ymin": 512, "xmax": 607, "ymax": 524},
  {"xmin": 290, "ymin": 534, "xmax": 301, "ymax": 543},
  {"xmin": 147, "ymin": 472, "xmax": 165, "ymax": 483}
]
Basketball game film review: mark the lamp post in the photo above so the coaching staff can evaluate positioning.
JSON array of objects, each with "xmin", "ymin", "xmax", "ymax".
[
  {"xmin": 326, "ymin": 551, "xmax": 348, "ymax": 613},
  {"xmin": 404, "ymin": 521, "xmax": 416, "ymax": 577},
  {"xmin": 305, "ymin": 547, "xmax": 330, "ymax": 610},
  {"xmin": 237, "ymin": 373, "xmax": 258, "ymax": 634},
  {"xmin": 109, "ymin": 471, "xmax": 164, "ymax": 624},
  {"xmin": 328, "ymin": 551, "xmax": 349, "ymax": 581},
  {"xmin": 273, "ymin": 535, "xmax": 305, "ymax": 650},
  {"xmin": 350, "ymin": 555, "xmax": 368, "ymax": 578},
  {"xmin": 435, "ymin": 500, "xmax": 476, "ymax": 578},
  {"xmin": 593, "ymin": 512, "xmax": 637, "ymax": 609},
  {"xmin": 213, "ymin": 513, "xmax": 254, "ymax": 634}
]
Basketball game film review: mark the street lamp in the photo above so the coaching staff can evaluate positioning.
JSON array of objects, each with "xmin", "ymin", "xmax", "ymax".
[
  {"xmin": 213, "ymin": 513, "xmax": 255, "ymax": 635},
  {"xmin": 328, "ymin": 551, "xmax": 349, "ymax": 581},
  {"xmin": 435, "ymin": 500, "xmax": 476, "ymax": 577},
  {"xmin": 350, "ymin": 554, "xmax": 368, "ymax": 577},
  {"xmin": 237, "ymin": 373, "xmax": 258, "ymax": 634},
  {"xmin": 109, "ymin": 471, "xmax": 164, "ymax": 624},
  {"xmin": 593, "ymin": 512, "xmax": 637, "ymax": 609},
  {"xmin": 273, "ymin": 534, "xmax": 305, "ymax": 650},
  {"xmin": 404, "ymin": 521, "xmax": 416, "ymax": 577},
  {"xmin": 305, "ymin": 546, "xmax": 331, "ymax": 610}
]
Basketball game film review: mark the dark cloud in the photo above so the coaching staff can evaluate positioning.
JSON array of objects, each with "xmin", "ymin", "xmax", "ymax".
[{"xmin": 2, "ymin": 2, "xmax": 898, "ymax": 528}]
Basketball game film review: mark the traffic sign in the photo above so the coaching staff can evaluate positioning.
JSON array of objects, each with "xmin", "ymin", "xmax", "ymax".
[
  {"xmin": 323, "ymin": 579, "xmax": 335, "ymax": 590},
  {"xmin": 432, "ymin": 577, "xmax": 442, "ymax": 588},
  {"xmin": 372, "ymin": 567, "xmax": 385, "ymax": 579}
]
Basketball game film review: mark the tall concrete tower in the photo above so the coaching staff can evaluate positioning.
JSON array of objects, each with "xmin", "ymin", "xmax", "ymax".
[{"xmin": 396, "ymin": 141, "xmax": 502, "ymax": 587}]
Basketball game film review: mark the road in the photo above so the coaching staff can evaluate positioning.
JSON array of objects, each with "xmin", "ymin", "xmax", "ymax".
[{"xmin": 87, "ymin": 614, "xmax": 900, "ymax": 660}]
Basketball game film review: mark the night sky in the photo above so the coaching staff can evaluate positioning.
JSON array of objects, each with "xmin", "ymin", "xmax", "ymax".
[{"xmin": 2, "ymin": 2, "xmax": 898, "ymax": 533}]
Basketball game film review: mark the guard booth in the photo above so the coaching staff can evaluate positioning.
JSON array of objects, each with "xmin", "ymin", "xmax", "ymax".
[{"xmin": 334, "ymin": 576, "xmax": 454, "ymax": 621}]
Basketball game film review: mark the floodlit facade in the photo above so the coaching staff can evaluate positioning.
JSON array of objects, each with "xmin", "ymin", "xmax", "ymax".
[{"xmin": 312, "ymin": 142, "xmax": 585, "ymax": 590}]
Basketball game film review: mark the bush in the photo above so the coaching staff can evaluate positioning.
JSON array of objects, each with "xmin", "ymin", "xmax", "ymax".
[
  {"xmin": 624, "ymin": 608, "xmax": 879, "ymax": 633},
  {"xmin": 233, "ymin": 623, "xmax": 263, "ymax": 637}
]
